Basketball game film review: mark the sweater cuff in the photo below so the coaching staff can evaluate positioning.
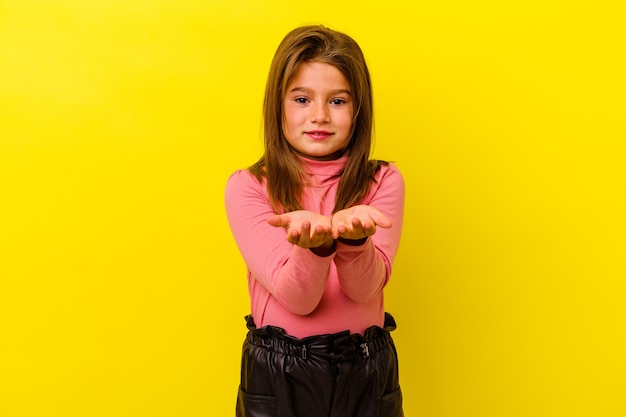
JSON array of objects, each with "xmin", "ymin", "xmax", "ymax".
[
  {"xmin": 336, "ymin": 236, "xmax": 372, "ymax": 254},
  {"xmin": 337, "ymin": 236, "xmax": 368, "ymax": 247},
  {"xmin": 310, "ymin": 240, "xmax": 337, "ymax": 257}
]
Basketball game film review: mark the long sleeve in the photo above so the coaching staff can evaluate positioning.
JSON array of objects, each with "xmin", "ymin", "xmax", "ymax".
[
  {"xmin": 334, "ymin": 164, "xmax": 405, "ymax": 302},
  {"xmin": 224, "ymin": 170, "xmax": 333, "ymax": 315},
  {"xmin": 225, "ymin": 158, "xmax": 405, "ymax": 338}
]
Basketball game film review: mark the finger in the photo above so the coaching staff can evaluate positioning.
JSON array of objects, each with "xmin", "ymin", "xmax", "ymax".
[
  {"xmin": 362, "ymin": 220, "xmax": 376, "ymax": 236},
  {"xmin": 267, "ymin": 214, "xmax": 290, "ymax": 228},
  {"xmin": 332, "ymin": 223, "xmax": 348, "ymax": 239},
  {"xmin": 349, "ymin": 217, "xmax": 374, "ymax": 238},
  {"xmin": 315, "ymin": 231, "xmax": 333, "ymax": 248},
  {"xmin": 298, "ymin": 222, "xmax": 312, "ymax": 247},
  {"xmin": 370, "ymin": 210, "xmax": 392, "ymax": 228},
  {"xmin": 312, "ymin": 225, "xmax": 331, "ymax": 247},
  {"xmin": 351, "ymin": 216, "xmax": 371, "ymax": 232},
  {"xmin": 314, "ymin": 223, "xmax": 331, "ymax": 235},
  {"xmin": 286, "ymin": 227, "xmax": 300, "ymax": 244}
]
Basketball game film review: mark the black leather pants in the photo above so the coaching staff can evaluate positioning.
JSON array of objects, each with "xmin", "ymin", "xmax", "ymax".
[{"xmin": 236, "ymin": 313, "xmax": 404, "ymax": 417}]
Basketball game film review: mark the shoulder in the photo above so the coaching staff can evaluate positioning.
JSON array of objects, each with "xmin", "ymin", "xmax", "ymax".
[
  {"xmin": 363, "ymin": 162, "xmax": 405, "ymax": 202},
  {"xmin": 225, "ymin": 169, "xmax": 267, "ymax": 198},
  {"xmin": 374, "ymin": 161, "xmax": 404, "ymax": 184},
  {"xmin": 226, "ymin": 169, "xmax": 263, "ymax": 186}
]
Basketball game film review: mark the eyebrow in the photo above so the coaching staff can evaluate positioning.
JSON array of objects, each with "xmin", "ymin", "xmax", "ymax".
[{"xmin": 288, "ymin": 86, "xmax": 352, "ymax": 95}]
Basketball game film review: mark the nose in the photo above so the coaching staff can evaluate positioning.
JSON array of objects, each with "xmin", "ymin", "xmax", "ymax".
[{"xmin": 309, "ymin": 101, "xmax": 330, "ymax": 124}]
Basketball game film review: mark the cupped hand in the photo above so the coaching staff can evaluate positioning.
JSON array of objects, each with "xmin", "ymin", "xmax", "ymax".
[
  {"xmin": 267, "ymin": 210, "xmax": 333, "ymax": 249},
  {"xmin": 331, "ymin": 205, "xmax": 392, "ymax": 240}
]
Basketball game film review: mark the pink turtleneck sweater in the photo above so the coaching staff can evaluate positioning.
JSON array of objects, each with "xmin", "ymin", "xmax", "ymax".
[{"xmin": 224, "ymin": 156, "xmax": 404, "ymax": 338}]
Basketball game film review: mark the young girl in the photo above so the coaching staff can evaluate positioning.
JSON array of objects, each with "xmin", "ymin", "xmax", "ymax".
[{"xmin": 225, "ymin": 25, "xmax": 405, "ymax": 417}]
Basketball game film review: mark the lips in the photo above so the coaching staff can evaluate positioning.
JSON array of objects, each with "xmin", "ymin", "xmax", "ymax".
[{"xmin": 305, "ymin": 130, "xmax": 333, "ymax": 140}]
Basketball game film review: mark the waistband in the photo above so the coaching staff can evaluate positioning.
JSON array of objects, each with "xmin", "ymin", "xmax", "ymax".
[{"xmin": 244, "ymin": 313, "xmax": 397, "ymax": 361}]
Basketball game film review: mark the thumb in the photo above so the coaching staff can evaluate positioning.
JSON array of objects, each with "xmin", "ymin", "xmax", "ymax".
[
  {"xmin": 371, "ymin": 210, "xmax": 392, "ymax": 229},
  {"xmin": 267, "ymin": 214, "xmax": 290, "ymax": 228}
]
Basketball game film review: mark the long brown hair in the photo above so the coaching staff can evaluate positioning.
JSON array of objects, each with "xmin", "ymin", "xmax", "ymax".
[{"xmin": 249, "ymin": 25, "xmax": 386, "ymax": 213}]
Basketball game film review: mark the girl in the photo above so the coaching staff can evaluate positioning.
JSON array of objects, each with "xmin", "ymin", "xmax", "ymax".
[{"xmin": 225, "ymin": 25, "xmax": 405, "ymax": 417}]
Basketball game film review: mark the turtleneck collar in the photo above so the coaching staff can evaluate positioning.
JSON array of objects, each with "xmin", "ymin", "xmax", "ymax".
[{"xmin": 300, "ymin": 155, "xmax": 349, "ymax": 187}]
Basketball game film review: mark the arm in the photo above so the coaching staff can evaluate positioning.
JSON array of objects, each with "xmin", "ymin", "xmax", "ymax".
[
  {"xmin": 332, "ymin": 164, "xmax": 405, "ymax": 302},
  {"xmin": 224, "ymin": 171, "xmax": 334, "ymax": 315}
]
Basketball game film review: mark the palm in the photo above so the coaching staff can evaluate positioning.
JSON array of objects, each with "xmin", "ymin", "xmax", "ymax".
[
  {"xmin": 331, "ymin": 205, "xmax": 392, "ymax": 240},
  {"xmin": 267, "ymin": 210, "xmax": 333, "ymax": 249}
]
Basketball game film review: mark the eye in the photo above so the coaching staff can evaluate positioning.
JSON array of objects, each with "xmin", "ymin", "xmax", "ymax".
[
  {"xmin": 331, "ymin": 98, "xmax": 346, "ymax": 105},
  {"xmin": 294, "ymin": 97, "xmax": 309, "ymax": 104}
]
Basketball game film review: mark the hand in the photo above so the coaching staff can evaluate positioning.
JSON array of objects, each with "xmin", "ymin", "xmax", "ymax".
[
  {"xmin": 331, "ymin": 205, "xmax": 392, "ymax": 240},
  {"xmin": 267, "ymin": 210, "xmax": 333, "ymax": 249}
]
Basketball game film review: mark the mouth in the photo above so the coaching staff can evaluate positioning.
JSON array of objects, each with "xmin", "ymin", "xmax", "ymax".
[{"xmin": 305, "ymin": 130, "xmax": 333, "ymax": 140}]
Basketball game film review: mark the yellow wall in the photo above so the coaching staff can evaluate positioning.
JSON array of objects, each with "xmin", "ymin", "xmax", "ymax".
[{"xmin": 1, "ymin": 1, "xmax": 624, "ymax": 416}]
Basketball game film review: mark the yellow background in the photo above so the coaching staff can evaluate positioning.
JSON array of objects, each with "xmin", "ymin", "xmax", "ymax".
[{"xmin": 1, "ymin": 1, "xmax": 625, "ymax": 416}]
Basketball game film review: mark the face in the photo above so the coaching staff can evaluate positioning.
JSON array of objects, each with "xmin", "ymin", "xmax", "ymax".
[{"xmin": 282, "ymin": 61, "xmax": 354, "ymax": 160}]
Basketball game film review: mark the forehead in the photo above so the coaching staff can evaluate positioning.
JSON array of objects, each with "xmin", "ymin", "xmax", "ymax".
[{"xmin": 286, "ymin": 61, "xmax": 350, "ymax": 91}]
